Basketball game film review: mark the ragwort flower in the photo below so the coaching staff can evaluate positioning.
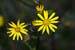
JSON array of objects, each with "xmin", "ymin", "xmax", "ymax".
[
  {"xmin": 32, "ymin": 10, "xmax": 59, "ymax": 35},
  {"xmin": 7, "ymin": 20, "xmax": 28, "ymax": 40},
  {"xmin": 36, "ymin": 4, "xmax": 44, "ymax": 12}
]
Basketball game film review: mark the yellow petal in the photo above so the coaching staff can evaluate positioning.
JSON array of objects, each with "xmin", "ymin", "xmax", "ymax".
[
  {"xmin": 17, "ymin": 33, "xmax": 19, "ymax": 40},
  {"xmin": 42, "ymin": 25, "xmax": 46, "ymax": 34},
  {"xmin": 38, "ymin": 25, "xmax": 44, "ymax": 31},
  {"xmin": 9, "ymin": 33, "xmax": 14, "ymax": 37},
  {"xmin": 40, "ymin": 5, "xmax": 44, "ymax": 11},
  {"xmin": 24, "ymin": 29, "xmax": 28, "ymax": 32},
  {"xmin": 8, "ymin": 28, "xmax": 14, "ymax": 31},
  {"xmin": 8, "ymin": 23, "xmax": 16, "ymax": 28},
  {"xmin": 20, "ymin": 23, "xmax": 25, "ymax": 26},
  {"xmin": 13, "ymin": 34, "xmax": 16, "ymax": 40},
  {"xmin": 18, "ymin": 33, "xmax": 23, "ymax": 40},
  {"xmin": 46, "ymin": 26, "xmax": 50, "ymax": 35},
  {"xmin": 21, "ymin": 30, "xmax": 27, "ymax": 35},
  {"xmin": 11, "ymin": 22, "xmax": 16, "ymax": 27},
  {"xmin": 17, "ymin": 20, "xmax": 20, "ymax": 27},
  {"xmin": 32, "ymin": 21, "xmax": 43, "ymax": 26},
  {"xmin": 21, "ymin": 25, "xmax": 27, "ymax": 28},
  {"xmin": 44, "ymin": 10, "xmax": 48, "ymax": 19},
  {"xmin": 20, "ymin": 29, "xmax": 28, "ymax": 32},
  {"xmin": 51, "ymin": 21, "xmax": 59, "ymax": 23},
  {"xmin": 51, "ymin": 16, "xmax": 59, "ymax": 21},
  {"xmin": 37, "ymin": 13, "xmax": 44, "ymax": 20},
  {"xmin": 49, "ymin": 24, "xmax": 55, "ymax": 32},
  {"xmin": 7, "ymin": 31, "xmax": 11, "ymax": 34},
  {"xmin": 36, "ymin": 6, "xmax": 40, "ymax": 11},
  {"xmin": 49, "ymin": 12, "xmax": 55, "ymax": 19},
  {"xmin": 7, "ymin": 30, "xmax": 15, "ymax": 34},
  {"xmin": 33, "ymin": 23, "xmax": 43, "ymax": 26},
  {"xmin": 50, "ymin": 24, "xmax": 57, "ymax": 29}
]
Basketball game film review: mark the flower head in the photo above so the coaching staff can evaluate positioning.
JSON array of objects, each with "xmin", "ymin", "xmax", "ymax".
[
  {"xmin": 36, "ymin": 4, "xmax": 44, "ymax": 12},
  {"xmin": 32, "ymin": 10, "xmax": 59, "ymax": 35},
  {"xmin": 7, "ymin": 20, "xmax": 28, "ymax": 40}
]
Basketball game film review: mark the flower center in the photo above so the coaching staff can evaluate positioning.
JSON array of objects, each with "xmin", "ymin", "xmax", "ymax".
[
  {"xmin": 43, "ymin": 19, "xmax": 50, "ymax": 25},
  {"xmin": 15, "ymin": 27, "xmax": 20, "ymax": 32}
]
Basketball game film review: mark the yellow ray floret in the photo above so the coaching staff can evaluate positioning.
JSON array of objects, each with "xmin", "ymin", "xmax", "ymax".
[
  {"xmin": 32, "ymin": 10, "xmax": 59, "ymax": 35},
  {"xmin": 7, "ymin": 20, "xmax": 28, "ymax": 40}
]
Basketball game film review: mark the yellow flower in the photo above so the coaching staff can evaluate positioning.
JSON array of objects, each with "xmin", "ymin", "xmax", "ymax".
[
  {"xmin": 0, "ymin": 16, "xmax": 4, "ymax": 27},
  {"xmin": 7, "ymin": 20, "xmax": 28, "ymax": 40},
  {"xmin": 32, "ymin": 10, "xmax": 59, "ymax": 35},
  {"xmin": 36, "ymin": 4, "xmax": 44, "ymax": 12}
]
